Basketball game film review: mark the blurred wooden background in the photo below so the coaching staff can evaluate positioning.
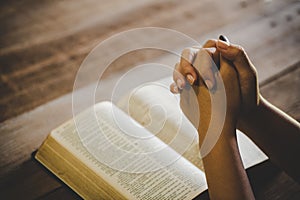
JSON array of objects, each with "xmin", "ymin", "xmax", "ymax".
[{"xmin": 0, "ymin": 0, "xmax": 299, "ymax": 199}]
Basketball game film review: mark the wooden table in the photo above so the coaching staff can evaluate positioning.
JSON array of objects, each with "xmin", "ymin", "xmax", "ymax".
[{"xmin": 1, "ymin": 0, "xmax": 299, "ymax": 199}]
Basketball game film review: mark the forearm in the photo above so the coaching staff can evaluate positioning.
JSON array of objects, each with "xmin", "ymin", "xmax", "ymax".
[
  {"xmin": 238, "ymin": 95, "xmax": 300, "ymax": 183},
  {"xmin": 200, "ymin": 118, "xmax": 255, "ymax": 200}
]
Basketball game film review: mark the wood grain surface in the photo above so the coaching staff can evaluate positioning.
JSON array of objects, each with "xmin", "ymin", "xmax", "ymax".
[
  {"xmin": 1, "ymin": 62, "xmax": 299, "ymax": 200},
  {"xmin": 0, "ymin": 0, "xmax": 300, "ymax": 199},
  {"xmin": 1, "ymin": 0, "xmax": 299, "ymax": 122}
]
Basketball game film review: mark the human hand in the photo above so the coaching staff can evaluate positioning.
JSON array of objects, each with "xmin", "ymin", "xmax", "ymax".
[
  {"xmin": 206, "ymin": 36, "xmax": 260, "ymax": 114},
  {"xmin": 174, "ymin": 48, "xmax": 217, "ymax": 127},
  {"xmin": 172, "ymin": 40, "xmax": 258, "ymax": 199},
  {"xmin": 175, "ymin": 47, "xmax": 241, "ymax": 141},
  {"xmin": 170, "ymin": 36, "xmax": 260, "ymax": 123}
]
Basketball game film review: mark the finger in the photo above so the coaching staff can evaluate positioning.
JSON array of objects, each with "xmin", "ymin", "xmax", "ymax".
[
  {"xmin": 219, "ymin": 54, "xmax": 237, "ymax": 81},
  {"xmin": 217, "ymin": 36, "xmax": 258, "ymax": 105},
  {"xmin": 216, "ymin": 39, "xmax": 254, "ymax": 74},
  {"xmin": 202, "ymin": 39, "xmax": 217, "ymax": 48},
  {"xmin": 193, "ymin": 48, "xmax": 216, "ymax": 90},
  {"xmin": 216, "ymin": 39, "xmax": 257, "ymax": 84},
  {"xmin": 219, "ymin": 35, "xmax": 229, "ymax": 43},
  {"xmin": 218, "ymin": 54, "xmax": 241, "ymax": 104},
  {"xmin": 170, "ymin": 82, "xmax": 179, "ymax": 94},
  {"xmin": 173, "ymin": 62, "xmax": 186, "ymax": 89},
  {"xmin": 180, "ymin": 48, "xmax": 198, "ymax": 85},
  {"xmin": 203, "ymin": 39, "xmax": 220, "ymax": 67}
]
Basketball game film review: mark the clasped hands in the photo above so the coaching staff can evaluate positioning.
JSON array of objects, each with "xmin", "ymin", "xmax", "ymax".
[
  {"xmin": 170, "ymin": 36, "xmax": 300, "ymax": 199},
  {"xmin": 170, "ymin": 36, "xmax": 260, "ymax": 143}
]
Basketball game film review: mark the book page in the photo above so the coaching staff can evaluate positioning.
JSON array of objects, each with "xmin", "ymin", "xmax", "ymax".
[
  {"xmin": 52, "ymin": 101, "xmax": 207, "ymax": 199},
  {"xmin": 236, "ymin": 130, "xmax": 268, "ymax": 168},
  {"xmin": 117, "ymin": 77, "xmax": 268, "ymax": 170}
]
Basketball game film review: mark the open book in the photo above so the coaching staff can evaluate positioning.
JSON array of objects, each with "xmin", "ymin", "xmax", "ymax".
[{"xmin": 35, "ymin": 78, "xmax": 267, "ymax": 199}]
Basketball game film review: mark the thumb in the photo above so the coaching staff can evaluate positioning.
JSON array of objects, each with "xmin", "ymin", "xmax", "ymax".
[
  {"xmin": 193, "ymin": 48, "xmax": 216, "ymax": 90},
  {"xmin": 216, "ymin": 36, "xmax": 256, "ymax": 76},
  {"xmin": 217, "ymin": 35, "xmax": 259, "ymax": 107}
]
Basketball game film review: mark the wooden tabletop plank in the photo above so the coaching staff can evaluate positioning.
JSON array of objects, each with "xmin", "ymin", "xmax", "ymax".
[
  {"xmin": 0, "ymin": 159, "xmax": 61, "ymax": 199},
  {"xmin": 36, "ymin": 187, "xmax": 82, "ymax": 200},
  {"xmin": 260, "ymin": 62, "xmax": 300, "ymax": 121},
  {"xmin": 0, "ymin": 0, "xmax": 299, "ymax": 199},
  {"xmin": 1, "ymin": 2, "xmax": 299, "ymax": 177},
  {"xmin": 45, "ymin": 62, "xmax": 300, "ymax": 200},
  {"xmin": 1, "ymin": 0, "xmax": 299, "ymax": 122},
  {"xmin": 1, "ymin": 62, "xmax": 299, "ymax": 200}
]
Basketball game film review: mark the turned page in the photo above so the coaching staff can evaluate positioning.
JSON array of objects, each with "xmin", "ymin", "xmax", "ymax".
[
  {"xmin": 117, "ymin": 77, "xmax": 268, "ymax": 170},
  {"xmin": 51, "ymin": 101, "xmax": 207, "ymax": 199}
]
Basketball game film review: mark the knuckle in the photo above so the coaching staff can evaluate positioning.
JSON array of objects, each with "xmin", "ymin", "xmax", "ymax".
[
  {"xmin": 250, "ymin": 67, "xmax": 258, "ymax": 79},
  {"xmin": 197, "ymin": 48, "xmax": 211, "ymax": 58},
  {"xmin": 206, "ymin": 39, "xmax": 216, "ymax": 45},
  {"xmin": 197, "ymin": 48, "xmax": 206, "ymax": 54},
  {"xmin": 183, "ymin": 66, "xmax": 194, "ymax": 75},
  {"xmin": 181, "ymin": 61, "xmax": 190, "ymax": 68},
  {"xmin": 181, "ymin": 48, "xmax": 192, "ymax": 60},
  {"xmin": 236, "ymin": 45, "xmax": 246, "ymax": 57},
  {"xmin": 181, "ymin": 47, "xmax": 191, "ymax": 55},
  {"xmin": 174, "ymin": 62, "xmax": 180, "ymax": 70},
  {"xmin": 195, "ymin": 48, "xmax": 211, "ymax": 64},
  {"xmin": 173, "ymin": 71, "xmax": 183, "ymax": 81},
  {"xmin": 181, "ymin": 47, "xmax": 198, "ymax": 65}
]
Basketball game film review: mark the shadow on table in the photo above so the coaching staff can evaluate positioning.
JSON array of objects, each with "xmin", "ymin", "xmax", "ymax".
[{"xmin": 1, "ymin": 151, "xmax": 299, "ymax": 200}]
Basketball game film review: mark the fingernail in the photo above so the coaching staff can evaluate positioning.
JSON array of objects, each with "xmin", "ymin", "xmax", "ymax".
[
  {"xmin": 173, "ymin": 85, "xmax": 179, "ymax": 93},
  {"xmin": 219, "ymin": 35, "xmax": 229, "ymax": 42},
  {"xmin": 176, "ymin": 79, "xmax": 183, "ymax": 89},
  {"xmin": 187, "ymin": 74, "xmax": 195, "ymax": 85},
  {"xmin": 217, "ymin": 40, "xmax": 229, "ymax": 50},
  {"xmin": 204, "ymin": 80, "xmax": 213, "ymax": 90}
]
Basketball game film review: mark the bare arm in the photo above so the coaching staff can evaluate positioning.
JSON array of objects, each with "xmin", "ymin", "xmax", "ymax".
[
  {"xmin": 178, "ymin": 49, "xmax": 255, "ymax": 199},
  {"xmin": 172, "ymin": 35, "xmax": 300, "ymax": 184},
  {"xmin": 214, "ymin": 37, "xmax": 300, "ymax": 183},
  {"xmin": 202, "ymin": 119, "xmax": 254, "ymax": 199},
  {"xmin": 238, "ymin": 96, "xmax": 300, "ymax": 183}
]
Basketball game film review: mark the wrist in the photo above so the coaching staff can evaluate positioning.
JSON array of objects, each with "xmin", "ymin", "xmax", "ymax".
[
  {"xmin": 200, "ymin": 119, "xmax": 238, "ymax": 165},
  {"xmin": 198, "ymin": 111, "xmax": 238, "ymax": 147},
  {"xmin": 237, "ymin": 94, "xmax": 266, "ymax": 130},
  {"xmin": 221, "ymin": 115, "xmax": 238, "ymax": 139}
]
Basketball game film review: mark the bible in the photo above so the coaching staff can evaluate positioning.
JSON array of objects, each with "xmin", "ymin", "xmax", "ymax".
[{"xmin": 35, "ymin": 78, "xmax": 267, "ymax": 199}]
